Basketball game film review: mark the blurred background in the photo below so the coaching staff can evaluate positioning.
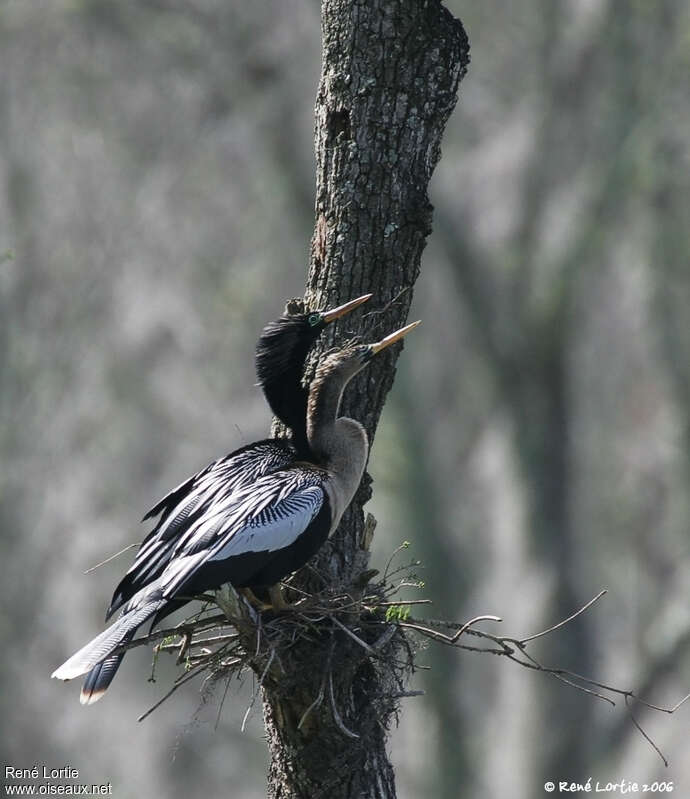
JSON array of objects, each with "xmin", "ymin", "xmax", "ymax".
[{"xmin": 1, "ymin": 1, "xmax": 689, "ymax": 796}]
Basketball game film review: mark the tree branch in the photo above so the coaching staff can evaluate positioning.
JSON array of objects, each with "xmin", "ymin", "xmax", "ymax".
[{"xmin": 122, "ymin": 572, "xmax": 687, "ymax": 772}]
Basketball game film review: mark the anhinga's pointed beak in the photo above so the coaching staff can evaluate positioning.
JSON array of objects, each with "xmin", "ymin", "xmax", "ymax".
[
  {"xmin": 370, "ymin": 320, "xmax": 421, "ymax": 354},
  {"xmin": 321, "ymin": 294, "xmax": 373, "ymax": 323}
]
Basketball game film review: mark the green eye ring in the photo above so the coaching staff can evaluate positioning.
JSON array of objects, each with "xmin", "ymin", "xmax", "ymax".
[{"xmin": 308, "ymin": 313, "xmax": 321, "ymax": 327}]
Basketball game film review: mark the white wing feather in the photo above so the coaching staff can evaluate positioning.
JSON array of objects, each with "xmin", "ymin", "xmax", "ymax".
[{"xmin": 158, "ymin": 473, "xmax": 325, "ymax": 598}]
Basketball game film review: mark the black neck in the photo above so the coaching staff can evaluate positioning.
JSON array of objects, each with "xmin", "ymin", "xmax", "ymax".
[
  {"xmin": 266, "ymin": 374, "xmax": 310, "ymax": 455},
  {"xmin": 255, "ymin": 315, "xmax": 319, "ymax": 457}
]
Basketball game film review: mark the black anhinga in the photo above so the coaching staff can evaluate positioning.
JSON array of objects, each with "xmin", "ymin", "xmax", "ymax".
[
  {"xmin": 106, "ymin": 294, "xmax": 371, "ymax": 620},
  {"xmin": 67, "ymin": 295, "xmax": 369, "ymax": 706},
  {"xmin": 51, "ymin": 320, "xmax": 419, "ymax": 703}
]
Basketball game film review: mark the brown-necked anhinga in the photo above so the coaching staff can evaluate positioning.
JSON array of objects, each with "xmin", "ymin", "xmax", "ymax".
[
  {"xmin": 52, "ymin": 320, "xmax": 419, "ymax": 704},
  {"xmin": 106, "ymin": 295, "xmax": 371, "ymax": 619},
  {"xmin": 68, "ymin": 295, "xmax": 370, "ymax": 705}
]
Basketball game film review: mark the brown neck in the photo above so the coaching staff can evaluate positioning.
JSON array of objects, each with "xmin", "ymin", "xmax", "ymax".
[
  {"xmin": 307, "ymin": 370, "xmax": 347, "ymax": 462},
  {"xmin": 306, "ymin": 360, "xmax": 369, "ymax": 527}
]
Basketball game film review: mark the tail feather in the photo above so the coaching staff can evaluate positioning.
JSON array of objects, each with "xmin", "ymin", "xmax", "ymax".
[
  {"xmin": 80, "ymin": 651, "xmax": 127, "ymax": 705},
  {"xmin": 51, "ymin": 600, "xmax": 165, "ymax": 682}
]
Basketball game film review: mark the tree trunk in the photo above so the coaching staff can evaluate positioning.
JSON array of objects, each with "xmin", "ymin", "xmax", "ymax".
[{"xmin": 261, "ymin": 3, "xmax": 469, "ymax": 797}]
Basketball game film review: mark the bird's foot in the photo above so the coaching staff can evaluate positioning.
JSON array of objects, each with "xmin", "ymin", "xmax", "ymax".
[
  {"xmin": 239, "ymin": 587, "xmax": 272, "ymax": 612},
  {"xmin": 239, "ymin": 586, "xmax": 295, "ymax": 613},
  {"xmin": 267, "ymin": 584, "xmax": 294, "ymax": 613}
]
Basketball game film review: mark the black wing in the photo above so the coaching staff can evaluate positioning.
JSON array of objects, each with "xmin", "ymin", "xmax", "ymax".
[
  {"xmin": 53, "ymin": 466, "xmax": 328, "ymax": 693},
  {"xmin": 106, "ymin": 438, "xmax": 296, "ymax": 618},
  {"xmin": 155, "ymin": 466, "xmax": 328, "ymax": 599}
]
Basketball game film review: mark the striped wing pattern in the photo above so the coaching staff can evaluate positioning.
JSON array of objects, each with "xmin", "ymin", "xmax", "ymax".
[
  {"xmin": 53, "ymin": 458, "xmax": 327, "ymax": 689},
  {"xmin": 106, "ymin": 440, "xmax": 296, "ymax": 618},
  {"xmin": 157, "ymin": 468, "xmax": 326, "ymax": 599}
]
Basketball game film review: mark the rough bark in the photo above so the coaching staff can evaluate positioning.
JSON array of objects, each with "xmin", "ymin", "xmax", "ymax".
[{"xmin": 260, "ymin": 3, "xmax": 469, "ymax": 797}]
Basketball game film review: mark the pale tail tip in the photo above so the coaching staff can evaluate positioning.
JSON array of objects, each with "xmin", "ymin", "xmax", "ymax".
[
  {"xmin": 80, "ymin": 687, "xmax": 106, "ymax": 705},
  {"xmin": 51, "ymin": 663, "xmax": 83, "ymax": 681}
]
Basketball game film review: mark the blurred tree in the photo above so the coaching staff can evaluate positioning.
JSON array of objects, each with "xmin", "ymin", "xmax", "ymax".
[
  {"xmin": 420, "ymin": 0, "xmax": 690, "ymax": 791},
  {"xmin": 3, "ymin": 0, "xmax": 689, "ymax": 796}
]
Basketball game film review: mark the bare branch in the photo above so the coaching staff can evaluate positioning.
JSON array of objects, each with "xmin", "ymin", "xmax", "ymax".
[
  {"xmin": 450, "ymin": 615, "xmax": 503, "ymax": 644},
  {"xmin": 329, "ymin": 670, "xmax": 359, "ymax": 740},
  {"xmin": 242, "ymin": 649, "xmax": 275, "ymax": 733},
  {"xmin": 137, "ymin": 667, "xmax": 204, "ymax": 723},
  {"xmin": 83, "ymin": 543, "xmax": 139, "ymax": 574},
  {"xmin": 518, "ymin": 589, "xmax": 608, "ymax": 643},
  {"xmin": 118, "ymin": 567, "xmax": 686, "ymax": 769},
  {"xmin": 394, "ymin": 588, "xmax": 687, "ymax": 765},
  {"xmin": 331, "ymin": 616, "xmax": 377, "ymax": 657},
  {"xmin": 298, "ymin": 675, "xmax": 326, "ymax": 731},
  {"xmin": 625, "ymin": 695, "xmax": 668, "ymax": 768}
]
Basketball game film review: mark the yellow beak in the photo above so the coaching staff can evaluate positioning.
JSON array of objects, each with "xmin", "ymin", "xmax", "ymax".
[
  {"xmin": 370, "ymin": 320, "xmax": 421, "ymax": 354},
  {"xmin": 321, "ymin": 294, "xmax": 373, "ymax": 323}
]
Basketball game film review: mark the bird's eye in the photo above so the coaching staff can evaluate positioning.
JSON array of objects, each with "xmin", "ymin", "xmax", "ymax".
[{"xmin": 308, "ymin": 313, "xmax": 321, "ymax": 326}]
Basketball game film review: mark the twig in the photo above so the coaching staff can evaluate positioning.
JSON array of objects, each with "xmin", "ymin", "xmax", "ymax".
[
  {"xmin": 112, "ymin": 613, "xmax": 230, "ymax": 656},
  {"xmin": 116, "ymin": 570, "xmax": 685, "ymax": 769},
  {"xmin": 83, "ymin": 543, "xmax": 140, "ymax": 574},
  {"xmin": 176, "ymin": 630, "xmax": 193, "ymax": 665},
  {"xmin": 138, "ymin": 667, "xmax": 202, "ymax": 722},
  {"xmin": 400, "ymin": 619, "xmax": 510, "ymax": 653},
  {"xmin": 331, "ymin": 616, "xmax": 376, "ymax": 656},
  {"xmin": 382, "ymin": 544, "xmax": 414, "ymax": 582},
  {"xmin": 329, "ymin": 670, "xmax": 359, "ymax": 740},
  {"xmin": 449, "ymin": 615, "xmax": 503, "ymax": 643},
  {"xmin": 397, "ymin": 590, "xmax": 688, "ymax": 765},
  {"xmin": 187, "ymin": 633, "xmax": 239, "ymax": 648},
  {"xmin": 361, "ymin": 286, "xmax": 411, "ymax": 332},
  {"xmin": 371, "ymin": 623, "xmax": 398, "ymax": 652},
  {"xmin": 625, "ymin": 695, "xmax": 669, "ymax": 768},
  {"xmin": 375, "ymin": 599, "xmax": 433, "ymax": 608},
  {"xmin": 519, "ymin": 589, "xmax": 608, "ymax": 643},
  {"xmin": 632, "ymin": 691, "xmax": 690, "ymax": 715},
  {"xmin": 298, "ymin": 675, "xmax": 326, "ymax": 730},
  {"xmin": 241, "ymin": 649, "xmax": 275, "ymax": 733},
  {"xmin": 215, "ymin": 675, "xmax": 233, "ymax": 732},
  {"xmin": 518, "ymin": 648, "xmax": 615, "ymax": 707}
]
